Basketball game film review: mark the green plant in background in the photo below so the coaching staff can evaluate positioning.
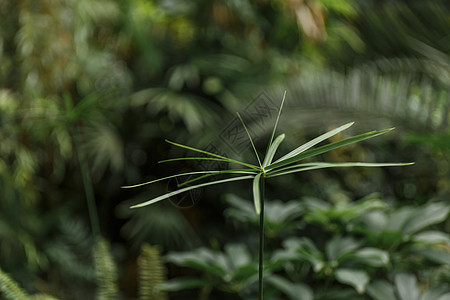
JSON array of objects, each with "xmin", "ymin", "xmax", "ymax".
[
  {"xmin": 367, "ymin": 273, "xmax": 450, "ymax": 300},
  {"xmin": 123, "ymin": 92, "xmax": 413, "ymax": 299},
  {"xmin": 0, "ymin": 268, "xmax": 60, "ymax": 300},
  {"xmin": 0, "ymin": 240, "xmax": 171, "ymax": 300},
  {"xmin": 137, "ymin": 244, "xmax": 168, "ymax": 300},
  {"xmin": 93, "ymin": 238, "xmax": 119, "ymax": 300},
  {"xmin": 162, "ymin": 193, "xmax": 450, "ymax": 299}
]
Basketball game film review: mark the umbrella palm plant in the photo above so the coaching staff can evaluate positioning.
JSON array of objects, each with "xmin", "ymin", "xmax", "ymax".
[{"xmin": 123, "ymin": 92, "xmax": 413, "ymax": 299}]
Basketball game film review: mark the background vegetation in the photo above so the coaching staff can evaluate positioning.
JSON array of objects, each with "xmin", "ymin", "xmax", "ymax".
[{"xmin": 0, "ymin": 0, "xmax": 448, "ymax": 299}]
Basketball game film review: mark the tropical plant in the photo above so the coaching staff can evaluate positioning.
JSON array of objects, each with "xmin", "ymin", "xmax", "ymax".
[
  {"xmin": 123, "ymin": 92, "xmax": 413, "ymax": 299},
  {"xmin": 162, "ymin": 192, "xmax": 449, "ymax": 299}
]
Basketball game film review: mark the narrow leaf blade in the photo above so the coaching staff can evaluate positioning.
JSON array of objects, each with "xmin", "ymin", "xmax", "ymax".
[
  {"xmin": 267, "ymin": 90, "xmax": 287, "ymax": 148},
  {"xmin": 267, "ymin": 128, "xmax": 395, "ymax": 170},
  {"xmin": 122, "ymin": 169, "xmax": 254, "ymax": 189},
  {"xmin": 274, "ymin": 122, "xmax": 354, "ymax": 163},
  {"xmin": 253, "ymin": 173, "xmax": 262, "ymax": 215},
  {"xmin": 266, "ymin": 162, "xmax": 414, "ymax": 178},
  {"xmin": 131, "ymin": 175, "xmax": 253, "ymax": 208},
  {"xmin": 166, "ymin": 139, "xmax": 259, "ymax": 170},
  {"xmin": 236, "ymin": 112, "xmax": 262, "ymax": 167},
  {"xmin": 263, "ymin": 133, "xmax": 285, "ymax": 168}
]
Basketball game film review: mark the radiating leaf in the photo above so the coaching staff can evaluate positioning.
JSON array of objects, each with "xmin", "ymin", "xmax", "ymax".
[
  {"xmin": 130, "ymin": 175, "xmax": 253, "ymax": 208},
  {"xmin": 266, "ymin": 128, "xmax": 396, "ymax": 170},
  {"xmin": 253, "ymin": 173, "xmax": 262, "ymax": 215},
  {"xmin": 274, "ymin": 122, "xmax": 354, "ymax": 163},
  {"xmin": 266, "ymin": 162, "xmax": 413, "ymax": 178},
  {"xmin": 165, "ymin": 139, "xmax": 259, "ymax": 170},
  {"xmin": 122, "ymin": 169, "xmax": 255, "ymax": 189},
  {"xmin": 236, "ymin": 112, "xmax": 262, "ymax": 167},
  {"xmin": 266, "ymin": 91, "xmax": 286, "ymax": 150},
  {"xmin": 263, "ymin": 133, "xmax": 285, "ymax": 168}
]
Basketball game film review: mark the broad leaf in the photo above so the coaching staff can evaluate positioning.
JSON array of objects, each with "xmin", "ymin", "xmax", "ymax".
[
  {"xmin": 335, "ymin": 268, "xmax": 369, "ymax": 294},
  {"xmin": 326, "ymin": 236, "xmax": 360, "ymax": 261},
  {"xmin": 267, "ymin": 275, "xmax": 313, "ymax": 300},
  {"xmin": 158, "ymin": 277, "xmax": 210, "ymax": 291},
  {"xmin": 366, "ymin": 280, "xmax": 397, "ymax": 300},
  {"xmin": 403, "ymin": 203, "xmax": 450, "ymax": 235},
  {"xmin": 346, "ymin": 247, "xmax": 389, "ymax": 267},
  {"xmin": 395, "ymin": 273, "xmax": 419, "ymax": 300}
]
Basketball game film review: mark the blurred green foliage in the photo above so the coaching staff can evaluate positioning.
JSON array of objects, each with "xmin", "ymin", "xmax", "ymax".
[
  {"xmin": 161, "ymin": 194, "xmax": 450, "ymax": 299},
  {"xmin": 0, "ymin": 0, "xmax": 448, "ymax": 298}
]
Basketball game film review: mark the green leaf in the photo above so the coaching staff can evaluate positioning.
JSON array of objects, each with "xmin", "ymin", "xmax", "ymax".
[
  {"xmin": 335, "ymin": 268, "xmax": 369, "ymax": 294},
  {"xmin": 157, "ymin": 277, "xmax": 210, "ymax": 291},
  {"xmin": 395, "ymin": 273, "xmax": 419, "ymax": 300},
  {"xmin": 178, "ymin": 169, "xmax": 257, "ymax": 187},
  {"xmin": 273, "ymin": 121, "xmax": 354, "ymax": 163},
  {"xmin": 159, "ymin": 157, "xmax": 231, "ymax": 164},
  {"xmin": 413, "ymin": 246, "xmax": 450, "ymax": 265},
  {"xmin": 271, "ymin": 238, "xmax": 325, "ymax": 272},
  {"xmin": 412, "ymin": 231, "xmax": 450, "ymax": 244},
  {"xmin": 266, "ymin": 128, "xmax": 396, "ymax": 171},
  {"xmin": 130, "ymin": 175, "xmax": 253, "ymax": 208},
  {"xmin": 236, "ymin": 112, "xmax": 262, "ymax": 167},
  {"xmin": 347, "ymin": 248, "xmax": 389, "ymax": 267},
  {"xmin": 262, "ymin": 133, "xmax": 285, "ymax": 168},
  {"xmin": 122, "ymin": 169, "xmax": 255, "ymax": 189},
  {"xmin": 266, "ymin": 91, "xmax": 286, "ymax": 151},
  {"xmin": 224, "ymin": 244, "xmax": 252, "ymax": 269},
  {"xmin": 253, "ymin": 173, "xmax": 262, "ymax": 215},
  {"xmin": 266, "ymin": 275, "xmax": 313, "ymax": 300},
  {"xmin": 165, "ymin": 249, "xmax": 227, "ymax": 277},
  {"xmin": 326, "ymin": 236, "xmax": 360, "ymax": 261},
  {"xmin": 366, "ymin": 280, "xmax": 397, "ymax": 300},
  {"xmin": 165, "ymin": 139, "xmax": 259, "ymax": 170},
  {"xmin": 265, "ymin": 162, "xmax": 413, "ymax": 178},
  {"xmin": 421, "ymin": 287, "xmax": 450, "ymax": 300},
  {"xmin": 403, "ymin": 203, "xmax": 450, "ymax": 235}
]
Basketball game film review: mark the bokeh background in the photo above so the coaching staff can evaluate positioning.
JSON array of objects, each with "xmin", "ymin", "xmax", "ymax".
[{"xmin": 0, "ymin": 0, "xmax": 448, "ymax": 299}]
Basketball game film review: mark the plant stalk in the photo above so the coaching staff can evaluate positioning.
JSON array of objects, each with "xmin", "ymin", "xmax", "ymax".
[
  {"xmin": 258, "ymin": 177, "xmax": 265, "ymax": 300},
  {"xmin": 72, "ymin": 127, "xmax": 101, "ymax": 237}
]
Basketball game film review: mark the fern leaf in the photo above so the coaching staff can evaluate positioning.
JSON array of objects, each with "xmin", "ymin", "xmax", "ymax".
[
  {"xmin": 0, "ymin": 268, "xmax": 29, "ymax": 300},
  {"xmin": 138, "ymin": 244, "xmax": 168, "ymax": 300},
  {"xmin": 93, "ymin": 238, "xmax": 119, "ymax": 300}
]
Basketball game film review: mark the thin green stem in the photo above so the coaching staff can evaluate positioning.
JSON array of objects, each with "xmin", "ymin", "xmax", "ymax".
[
  {"xmin": 72, "ymin": 128, "xmax": 101, "ymax": 237},
  {"xmin": 258, "ymin": 176, "xmax": 265, "ymax": 300}
]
